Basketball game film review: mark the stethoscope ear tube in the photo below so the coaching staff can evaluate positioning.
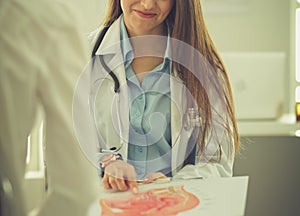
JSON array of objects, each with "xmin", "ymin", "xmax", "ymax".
[
  {"xmin": 99, "ymin": 55, "xmax": 120, "ymax": 93},
  {"xmin": 92, "ymin": 25, "xmax": 120, "ymax": 93}
]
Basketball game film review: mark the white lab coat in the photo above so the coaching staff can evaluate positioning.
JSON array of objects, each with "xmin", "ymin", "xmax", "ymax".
[
  {"xmin": 89, "ymin": 16, "xmax": 235, "ymax": 179},
  {"xmin": 0, "ymin": 0, "xmax": 99, "ymax": 215}
]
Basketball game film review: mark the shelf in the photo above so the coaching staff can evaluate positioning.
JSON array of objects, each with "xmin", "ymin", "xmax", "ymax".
[{"xmin": 237, "ymin": 114, "xmax": 300, "ymax": 137}]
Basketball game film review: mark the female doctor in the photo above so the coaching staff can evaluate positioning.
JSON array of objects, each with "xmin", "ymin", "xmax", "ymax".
[{"xmin": 89, "ymin": 0, "xmax": 239, "ymax": 193}]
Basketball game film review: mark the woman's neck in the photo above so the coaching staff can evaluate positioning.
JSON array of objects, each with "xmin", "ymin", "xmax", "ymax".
[
  {"xmin": 128, "ymin": 22, "xmax": 168, "ymax": 58},
  {"xmin": 126, "ymin": 22, "xmax": 168, "ymax": 38}
]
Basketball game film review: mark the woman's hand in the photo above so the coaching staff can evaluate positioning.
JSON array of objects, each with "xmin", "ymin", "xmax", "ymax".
[
  {"xmin": 102, "ymin": 160, "xmax": 138, "ymax": 194},
  {"xmin": 142, "ymin": 172, "xmax": 169, "ymax": 184}
]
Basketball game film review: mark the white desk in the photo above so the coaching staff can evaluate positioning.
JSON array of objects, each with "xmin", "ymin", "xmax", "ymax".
[{"xmin": 88, "ymin": 176, "xmax": 249, "ymax": 216}]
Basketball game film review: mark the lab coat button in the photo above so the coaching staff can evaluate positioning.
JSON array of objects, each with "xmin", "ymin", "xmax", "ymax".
[{"xmin": 137, "ymin": 146, "xmax": 143, "ymax": 152}]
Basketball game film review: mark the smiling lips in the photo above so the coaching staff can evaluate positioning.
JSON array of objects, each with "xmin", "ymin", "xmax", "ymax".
[{"xmin": 134, "ymin": 10, "xmax": 156, "ymax": 18}]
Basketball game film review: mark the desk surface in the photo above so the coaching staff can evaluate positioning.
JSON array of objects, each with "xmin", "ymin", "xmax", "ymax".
[{"xmin": 88, "ymin": 176, "xmax": 249, "ymax": 216}]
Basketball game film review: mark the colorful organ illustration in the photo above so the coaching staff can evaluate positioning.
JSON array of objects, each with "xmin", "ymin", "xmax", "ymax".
[{"xmin": 99, "ymin": 185, "xmax": 200, "ymax": 216}]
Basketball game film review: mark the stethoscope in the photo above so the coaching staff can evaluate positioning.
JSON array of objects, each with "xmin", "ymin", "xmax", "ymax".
[
  {"xmin": 91, "ymin": 25, "xmax": 125, "ymax": 156},
  {"xmin": 91, "ymin": 25, "xmax": 201, "ymax": 157}
]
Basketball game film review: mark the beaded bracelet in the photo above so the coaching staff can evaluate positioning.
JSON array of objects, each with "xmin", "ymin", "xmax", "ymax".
[{"xmin": 100, "ymin": 153, "xmax": 123, "ymax": 177}]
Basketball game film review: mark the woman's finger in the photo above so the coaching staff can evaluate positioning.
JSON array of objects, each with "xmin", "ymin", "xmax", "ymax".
[
  {"xmin": 103, "ymin": 160, "xmax": 138, "ymax": 192},
  {"xmin": 108, "ymin": 176, "xmax": 118, "ymax": 190},
  {"xmin": 115, "ymin": 175, "xmax": 128, "ymax": 191},
  {"xmin": 127, "ymin": 180, "xmax": 138, "ymax": 194},
  {"xmin": 102, "ymin": 174, "xmax": 111, "ymax": 190}
]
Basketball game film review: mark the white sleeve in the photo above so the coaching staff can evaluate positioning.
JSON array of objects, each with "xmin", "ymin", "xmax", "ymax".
[
  {"xmin": 0, "ymin": 1, "xmax": 39, "ymax": 215},
  {"xmin": 173, "ymin": 131, "xmax": 235, "ymax": 179},
  {"xmin": 0, "ymin": 1, "xmax": 98, "ymax": 216}
]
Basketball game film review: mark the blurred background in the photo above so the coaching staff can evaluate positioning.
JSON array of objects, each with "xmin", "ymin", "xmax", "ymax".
[{"xmin": 22, "ymin": 0, "xmax": 300, "ymax": 215}]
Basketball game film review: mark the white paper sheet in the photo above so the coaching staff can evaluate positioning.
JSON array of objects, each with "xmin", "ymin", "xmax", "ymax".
[{"xmin": 87, "ymin": 176, "xmax": 248, "ymax": 216}]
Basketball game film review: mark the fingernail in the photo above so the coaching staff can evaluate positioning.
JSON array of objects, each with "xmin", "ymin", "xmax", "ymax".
[{"xmin": 132, "ymin": 187, "xmax": 138, "ymax": 194}]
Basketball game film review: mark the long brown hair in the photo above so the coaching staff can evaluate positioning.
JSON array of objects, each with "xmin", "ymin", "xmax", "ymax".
[{"xmin": 102, "ymin": 0, "xmax": 239, "ymax": 158}]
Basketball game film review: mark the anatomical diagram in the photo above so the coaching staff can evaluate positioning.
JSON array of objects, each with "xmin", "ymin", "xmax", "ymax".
[{"xmin": 99, "ymin": 185, "xmax": 200, "ymax": 216}]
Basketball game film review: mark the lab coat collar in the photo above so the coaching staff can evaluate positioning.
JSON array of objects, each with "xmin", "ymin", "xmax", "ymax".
[
  {"xmin": 91, "ymin": 16, "xmax": 126, "ymax": 91},
  {"xmin": 95, "ymin": 17, "xmax": 122, "ymax": 56}
]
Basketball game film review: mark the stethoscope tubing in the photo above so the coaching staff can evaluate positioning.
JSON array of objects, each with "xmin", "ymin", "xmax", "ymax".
[
  {"xmin": 91, "ymin": 25, "xmax": 123, "ymax": 154},
  {"xmin": 99, "ymin": 93, "xmax": 125, "ymax": 155}
]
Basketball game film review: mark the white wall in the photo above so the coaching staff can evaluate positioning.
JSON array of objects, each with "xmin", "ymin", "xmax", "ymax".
[
  {"xmin": 73, "ymin": 0, "xmax": 107, "ymax": 33},
  {"xmin": 202, "ymin": 0, "xmax": 292, "ymax": 121},
  {"xmin": 202, "ymin": 0, "xmax": 290, "ymax": 52}
]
